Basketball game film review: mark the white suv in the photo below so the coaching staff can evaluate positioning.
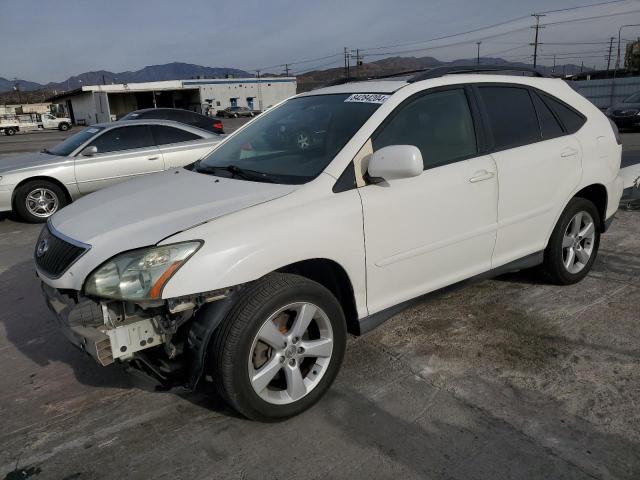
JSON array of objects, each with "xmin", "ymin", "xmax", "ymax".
[{"xmin": 36, "ymin": 67, "xmax": 624, "ymax": 421}]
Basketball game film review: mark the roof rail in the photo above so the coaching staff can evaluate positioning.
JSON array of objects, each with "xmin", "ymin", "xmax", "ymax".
[{"xmin": 409, "ymin": 65, "xmax": 546, "ymax": 82}]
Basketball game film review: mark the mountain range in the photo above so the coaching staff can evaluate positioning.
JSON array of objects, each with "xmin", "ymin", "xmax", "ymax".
[
  {"xmin": 296, "ymin": 56, "xmax": 590, "ymax": 91},
  {"xmin": 0, "ymin": 62, "xmax": 252, "ymax": 93},
  {"xmin": 1, "ymin": 57, "xmax": 590, "ymax": 95}
]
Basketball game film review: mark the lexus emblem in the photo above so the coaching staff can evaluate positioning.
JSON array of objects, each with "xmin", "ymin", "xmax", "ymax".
[{"xmin": 36, "ymin": 239, "xmax": 49, "ymax": 258}]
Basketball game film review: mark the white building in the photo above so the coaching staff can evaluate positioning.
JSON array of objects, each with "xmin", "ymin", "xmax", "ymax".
[{"xmin": 49, "ymin": 77, "xmax": 297, "ymax": 125}]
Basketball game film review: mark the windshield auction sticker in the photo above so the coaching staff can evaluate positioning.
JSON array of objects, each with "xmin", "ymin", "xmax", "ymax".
[{"xmin": 344, "ymin": 93, "xmax": 390, "ymax": 104}]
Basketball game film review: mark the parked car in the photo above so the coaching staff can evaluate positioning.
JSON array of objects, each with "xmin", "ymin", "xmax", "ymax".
[
  {"xmin": 605, "ymin": 91, "xmax": 640, "ymax": 129},
  {"xmin": 120, "ymin": 108, "xmax": 224, "ymax": 134},
  {"xmin": 0, "ymin": 120, "xmax": 221, "ymax": 222},
  {"xmin": 217, "ymin": 106, "xmax": 257, "ymax": 118},
  {"xmin": 264, "ymin": 105, "xmax": 331, "ymax": 150},
  {"xmin": 36, "ymin": 67, "xmax": 623, "ymax": 421}
]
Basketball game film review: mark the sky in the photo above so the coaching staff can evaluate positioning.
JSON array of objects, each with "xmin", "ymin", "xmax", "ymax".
[{"xmin": 2, "ymin": 0, "xmax": 640, "ymax": 83}]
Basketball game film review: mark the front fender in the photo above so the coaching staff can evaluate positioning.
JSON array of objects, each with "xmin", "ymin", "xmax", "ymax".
[{"xmin": 159, "ymin": 176, "xmax": 368, "ymax": 318}]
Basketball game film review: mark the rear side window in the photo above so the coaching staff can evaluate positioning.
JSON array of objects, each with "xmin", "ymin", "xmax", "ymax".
[
  {"xmin": 151, "ymin": 125, "xmax": 201, "ymax": 145},
  {"xmin": 478, "ymin": 86, "xmax": 540, "ymax": 150},
  {"xmin": 540, "ymin": 94, "xmax": 586, "ymax": 133},
  {"xmin": 89, "ymin": 125, "xmax": 155, "ymax": 153},
  {"xmin": 531, "ymin": 92, "xmax": 564, "ymax": 139},
  {"xmin": 373, "ymin": 88, "xmax": 477, "ymax": 170}
]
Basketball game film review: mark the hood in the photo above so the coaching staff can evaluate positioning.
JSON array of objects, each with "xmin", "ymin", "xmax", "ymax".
[
  {"xmin": 0, "ymin": 151, "xmax": 68, "ymax": 174},
  {"xmin": 51, "ymin": 168, "xmax": 297, "ymax": 250},
  {"xmin": 610, "ymin": 102, "xmax": 640, "ymax": 111}
]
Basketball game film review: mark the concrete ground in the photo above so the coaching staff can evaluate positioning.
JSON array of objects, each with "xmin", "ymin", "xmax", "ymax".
[{"xmin": 0, "ymin": 128, "xmax": 638, "ymax": 480}]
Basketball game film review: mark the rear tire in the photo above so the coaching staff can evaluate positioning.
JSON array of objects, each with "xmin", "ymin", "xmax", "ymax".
[
  {"xmin": 209, "ymin": 273, "xmax": 346, "ymax": 421},
  {"xmin": 541, "ymin": 197, "xmax": 601, "ymax": 285},
  {"xmin": 14, "ymin": 180, "xmax": 67, "ymax": 223},
  {"xmin": 5, "ymin": 127, "xmax": 16, "ymax": 136}
]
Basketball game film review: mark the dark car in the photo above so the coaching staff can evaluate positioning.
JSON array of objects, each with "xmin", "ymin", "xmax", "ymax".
[
  {"xmin": 216, "ymin": 106, "xmax": 257, "ymax": 118},
  {"xmin": 264, "ymin": 105, "xmax": 331, "ymax": 150},
  {"xmin": 606, "ymin": 92, "xmax": 640, "ymax": 129},
  {"xmin": 121, "ymin": 108, "xmax": 224, "ymax": 134}
]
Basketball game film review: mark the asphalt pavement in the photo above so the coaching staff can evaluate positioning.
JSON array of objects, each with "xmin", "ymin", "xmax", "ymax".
[{"xmin": 0, "ymin": 122, "xmax": 638, "ymax": 480}]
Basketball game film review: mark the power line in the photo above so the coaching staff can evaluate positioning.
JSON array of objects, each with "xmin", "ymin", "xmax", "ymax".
[{"xmin": 536, "ymin": 0, "xmax": 630, "ymax": 14}]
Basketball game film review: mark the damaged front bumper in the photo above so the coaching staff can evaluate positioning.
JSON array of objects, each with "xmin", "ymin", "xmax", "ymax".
[{"xmin": 41, "ymin": 282, "xmax": 165, "ymax": 366}]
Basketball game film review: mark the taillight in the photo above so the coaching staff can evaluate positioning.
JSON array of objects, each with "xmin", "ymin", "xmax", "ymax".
[
  {"xmin": 213, "ymin": 120, "xmax": 223, "ymax": 131},
  {"xmin": 609, "ymin": 119, "xmax": 622, "ymax": 145}
]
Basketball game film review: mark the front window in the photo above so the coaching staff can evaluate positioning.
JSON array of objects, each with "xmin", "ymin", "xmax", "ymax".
[
  {"xmin": 46, "ymin": 126, "xmax": 104, "ymax": 156},
  {"xmin": 196, "ymin": 94, "xmax": 384, "ymax": 184}
]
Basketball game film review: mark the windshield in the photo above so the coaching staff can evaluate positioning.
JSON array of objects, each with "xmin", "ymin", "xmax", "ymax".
[
  {"xmin": 624, "ymin": 92, "xmax": 640, "ymax": 103},
  {"xmin": 197, "ymin": 93, "xmax": 384, "ymax": 184},
  {"xmin": 47, "ymin": 126, "xmax": 104, "ymax": 156}
]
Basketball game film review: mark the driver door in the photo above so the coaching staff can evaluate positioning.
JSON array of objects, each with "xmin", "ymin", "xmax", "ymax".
[
  {"xmin": 359, "ymin": 87, "xmax": 498, "ymax": 314},
  {"xmin": 74, "ymin": 125, "xmax": 164, "ymax": 194}
]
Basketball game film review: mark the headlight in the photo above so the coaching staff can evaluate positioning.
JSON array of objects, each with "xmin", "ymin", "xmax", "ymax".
[{"xmin": 84, "ymin": 241, "xmax": 201, "ymax": 300}]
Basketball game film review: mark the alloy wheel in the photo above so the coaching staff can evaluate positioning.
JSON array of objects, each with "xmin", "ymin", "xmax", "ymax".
[
  {"xmin": 248, "ymin": 302, "xmax": 334, "ymax": 405},
  {"xmin": 296, "ymin": 132, "xmax": 310, "ymax": 150},
  {"xmin": 562, "ymin": 210, "xmax": 596, "ymax": 274},
  {"xmin": 26, "ymin": 188, "xmax": 59, "ymax": 218}
]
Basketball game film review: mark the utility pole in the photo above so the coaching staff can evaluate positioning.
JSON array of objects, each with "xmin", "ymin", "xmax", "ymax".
[
  {"xmin": 476, "ymin": 42, "xmax": 481, "ymax": 65},
  {"xmin": 354, "ymin": 49, "xmax": 363, "ymax": 78},
  {"xmin": 344, "ymin": 47, "xmax": 350, "ymax": 79},
  {"xmin": 531, "ymin": 13, "xmax": 545, "ymax": 69},
  {"xmin": 606, "ymin": 36, "xmax": 615, "ymax": 76},
  {"xmin": 552, "ymin": 54, "xmax": 556, "ymax": 73},
  {"xmin": 283, "ymin": 64, "xmax": 290, "ymax": 76},
  {"xmin": 255, "ymin": 69, "xmax": 262, "ymax": 110}
]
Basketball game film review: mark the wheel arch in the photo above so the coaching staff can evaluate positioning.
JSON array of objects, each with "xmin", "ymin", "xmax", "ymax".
[
  {"xmin": 276, "ymin": 258, "xmax": 359, "ymax": 334},
  {"xmin": 573, "ymin": 183, "xmax": 608, "ymax": 231},
  {"xmin": 12, "ymin": 176, "xmax": 73, "ymax": 208}
]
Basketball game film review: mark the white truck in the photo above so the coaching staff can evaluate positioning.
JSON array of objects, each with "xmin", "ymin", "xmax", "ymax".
[{"xmin": 0, "ymin": 113, "xmax": 72, "ymax": 136}]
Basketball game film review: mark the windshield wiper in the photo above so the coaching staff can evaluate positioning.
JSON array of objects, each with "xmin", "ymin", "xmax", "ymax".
[{"xmin": 196, "ymin": 164, "xmax": 278, "ymax": 183}]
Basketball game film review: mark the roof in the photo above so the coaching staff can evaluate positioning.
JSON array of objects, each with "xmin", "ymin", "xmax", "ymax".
[{"xmin": 87, "ymin": 119, "xmax": 220, "ymax": 137}]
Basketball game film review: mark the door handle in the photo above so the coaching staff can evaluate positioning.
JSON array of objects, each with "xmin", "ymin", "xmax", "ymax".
[
  {"xmin": 560, "ymin": 147, "xmax": 578, "ymax": 158},
  {"xmin": 469, "ymin": 170, "xmax": 495, "ymax": 183},
  {"xmin": 147, "ymin": 156, "xmax": 160, "ymax": 161}
]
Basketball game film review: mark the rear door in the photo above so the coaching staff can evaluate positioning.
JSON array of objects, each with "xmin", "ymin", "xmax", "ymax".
[
  {"xmin": 151, "ymin": 124, "xmax": 216, "ymax": 168},
  {"xmin": 74, "ymin": 125, "xmax": 164, "ymax": 194},
  {"xmin": 476, "ymin": 85, "xmax": 583, "ymax": 267}
]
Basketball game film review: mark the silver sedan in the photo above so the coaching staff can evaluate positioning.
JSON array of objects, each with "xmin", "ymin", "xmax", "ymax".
[{"xmin": 0, "ymin": 119, "xmax": 222, "ymax": 222}]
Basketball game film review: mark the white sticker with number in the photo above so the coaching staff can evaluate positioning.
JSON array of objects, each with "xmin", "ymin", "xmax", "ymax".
[{"xmin": 344, "ymin": 93, "xmax": 390, "ymax": 104}]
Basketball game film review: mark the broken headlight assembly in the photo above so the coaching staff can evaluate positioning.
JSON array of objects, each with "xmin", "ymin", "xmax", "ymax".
[{"xmin": 84, "ymin": 241, "xmax": 202, "ymax": 300}]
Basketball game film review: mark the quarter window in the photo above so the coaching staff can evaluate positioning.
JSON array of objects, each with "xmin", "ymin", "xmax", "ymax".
[
  {"xmin": 373, "ymin": 89, "xmax": 477, "ymax": 170},
  {"xmin": 531, "ymin": 91, "xmax": 564, "ymax": 139},
  {"xmin": 89, "ymin": 125, "xmax": 154, "ymax": 153},
  {"xmin": 478, "ymin": 86, "xmax": 540, "ymax": 150},
  {"xmin": 151, "ymin": 125, "xmax": 201, "ymax": 145},
  {"xmin": 540, "ymin": 93, "xmax": 586, "ymax": 133}
]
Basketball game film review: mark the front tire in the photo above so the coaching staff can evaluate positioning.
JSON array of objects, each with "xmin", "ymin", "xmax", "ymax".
[
  {"xmin": 14, "ymin": 180, "xmax": 67, "ymax": 223},
  {"xmin": 58, "ymin": 122, "xmax": 70, "ymax": 131},
  {"xmin": 541, "ymin": 197, "xmax": 601, "ymax": 285},
  {"xmin": 210, "ymin": 273, "xmax": 347, "ymax": 421}
]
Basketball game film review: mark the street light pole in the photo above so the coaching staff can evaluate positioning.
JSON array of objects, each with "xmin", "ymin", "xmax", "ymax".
[{"xmin": 476, "ymin": 42, "xmax": 481, "ymax": 65}]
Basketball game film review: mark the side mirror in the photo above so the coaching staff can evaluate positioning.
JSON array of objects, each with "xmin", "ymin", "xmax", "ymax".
[
  {"xmin": 367, "ymin": 145, "xmax": 423, "ymax": 183},
  {"xmin": 80, "ymin": 145, "xmax": 98, "ymax": 156}
]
